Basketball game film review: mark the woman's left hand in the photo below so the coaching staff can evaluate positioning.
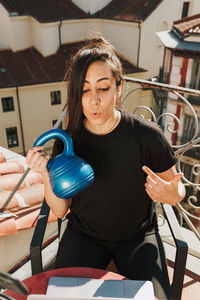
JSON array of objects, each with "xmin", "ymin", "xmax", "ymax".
[{"xmin": 142, "ymin": 166, "xmax": 185, "ymax": 205}]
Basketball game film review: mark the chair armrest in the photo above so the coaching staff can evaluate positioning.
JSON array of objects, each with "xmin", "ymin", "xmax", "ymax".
[
  {"xmin": 162, "ymin": 203, "xmax": 188, "ymax": 300},
  {"xmin": 30, "ymin": 198, "xmax": 50, "ymax": 275}
]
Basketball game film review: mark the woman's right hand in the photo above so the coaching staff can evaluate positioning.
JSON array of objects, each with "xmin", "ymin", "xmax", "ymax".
[
  {"xmin": 26, "ymin": 146, "xmax": 50, "ymax": 175},
  {"xmin": 26, "ymin": 145, "xmax": 70, "ymax": 218}
]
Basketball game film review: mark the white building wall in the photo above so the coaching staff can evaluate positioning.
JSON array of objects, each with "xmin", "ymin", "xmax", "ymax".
[
  {"xmin": 61, "ymin": 19, "xmax": 139, "ymax": 66},
  {"xmin": 170, "ymin": 56, "xmax": 183, "ymax": 86},
  {"xmin": 85, "ymin": 20, "xmax": 104, "ymax": 39},
  {"xmin": 167, "ymin": 55, "xmax": 183, "ymax": 106},
  {"xmin": 140, "ymin": 0, "xmax": 182, "ymax": 79},
  {"xmin": 0, "ymin": 5, "xmax": 11, "ymax": 49},
  {"xmin": 9, "ymin": 16, "xmax": 33, "ymax": 51},
  {"xmin": 0, "ymin": 82, "xmax": 67, "ymax": 154},
  {"xmin": 102, "ymin": 20, "xmax": 139, "ymax": 66},
  {"xmin": 32, "ymin": 19, "xmax": 60, "ymax": 56},
  {"xmin": 177, "ymin": 0, "xmax": 200, "ymax": 18},
  {"xmin": 71, "ymin": 0, "xmax": 112, "ymax": 14},
  {"xmin": 187, "ymin": 0, "xmax": 200, "ymax": 16},
  {"xmin": 121, "ymin": 72, "xmax": 150, "ymax": 114},
  {"xmin": 61, "ymin": 20, "xmax": 88, "ymax": 43},
  {"xmin": 0, "ymin": 88, "xmax": 23, "ymax": 153},
  {"xmin": 18, "ymin": 82, "xmax": 67, "ymax": 152}
]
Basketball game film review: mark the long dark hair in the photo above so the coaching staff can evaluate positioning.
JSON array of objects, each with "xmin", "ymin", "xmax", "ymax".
[{"xmin": 64, "ymin": 37, "xmax": 123, "ymax": 135}]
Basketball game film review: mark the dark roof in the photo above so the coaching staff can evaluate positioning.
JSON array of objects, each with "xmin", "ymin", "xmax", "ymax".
[
  {"xmin": 0, "ymin": 0, "xmax": 88, "ymax": 22},
  {"xmin": 92, "ymin": 0, "xmax": 163, "ymax": 22},
  {"xmin": 173, "ymin": 14, "xmax": 200, "ymax": 38},
  {"xmin": 0, "ymin": 41, "xmax": 145, "ymax": 89},
  {"xmin": 0, "ymin": 0, "xmax": 163, "ymax": 23}
]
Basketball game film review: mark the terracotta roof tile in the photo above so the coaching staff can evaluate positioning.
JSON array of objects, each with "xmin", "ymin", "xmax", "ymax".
[
  {"xmin": 173, "ymin": 13, "xmax": 200, "ymax": 37},
  {"xmin": 0, "ymin": 148, "xmax": 57, "ymax": 237},
  {"xmin": 0, "ymin": 204, "xmax": 57, "ymax": 236},
  {"xmin": 0, "ymin": 41, "xmax": 145, "ymax": 89},
  {"xmin": 0, "ymin": 0, "xmax": 162, "ymax": 23}
]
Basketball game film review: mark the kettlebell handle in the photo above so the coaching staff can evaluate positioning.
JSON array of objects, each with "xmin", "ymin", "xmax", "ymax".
[{"xmin": 33, "ymin": 129, "xmax": 74, "ymax": 156}]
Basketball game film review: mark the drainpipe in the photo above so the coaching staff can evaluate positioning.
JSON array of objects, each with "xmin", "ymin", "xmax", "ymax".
[
  {"xmin": 58, "ymin": 20, "xmax": 63, "ymax": 48},
  {"xmin": 137, "ymin": 22, "xmax": 141, "ymax": 68},
  {"xmin": 16, "ymin": 86, "xmax": 26, "ymax": 156}
]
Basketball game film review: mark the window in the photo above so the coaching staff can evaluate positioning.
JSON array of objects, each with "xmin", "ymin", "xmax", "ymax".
[
  {"xmin": 181, "ymin": 115, "xmax": 199, "ymax": 143},
  {"xmin": 180, "ymin": 162, "xmax": 194, "ymax": 182},
  {"xmin": 6, "ymin": 127, "xmax": 19, "ymax": 148},
  {"xmin": 181, "ymin": 2, "xmax": 190, "ymax": 18},
  {"xmin": 190, "ymin": 60, "xmax": 200, "ymax": 90},
  {"xmin": 162, "ymin": 49, "xmax": 171, "ymax": 83},
  {"xmin": 51, "ymin": 91, "xmax": 61, "ymax": 105},
  {"xmin": 1, "ymin": 97, "xmax": 14, "ymax": 112},
  {"xmin": 52, "ymin": 119, "xmax": 62, "ymax": 129},
  {"xmin": 180, "ymin": 162, "xmax": 195, "ymax": 199}
]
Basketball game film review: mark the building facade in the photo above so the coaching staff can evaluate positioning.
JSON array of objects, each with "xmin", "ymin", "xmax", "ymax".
[
  {"xmin": 157, "ymin": 13, "xmax": 200, "ymax": 230},
  {"xmin": 0, "ymin": 0, "xmax": 200, "ymax": 154}
]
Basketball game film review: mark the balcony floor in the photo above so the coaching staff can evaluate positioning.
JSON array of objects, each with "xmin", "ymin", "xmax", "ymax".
[{"xmin": 167, "ymin": 262, "xmax": 200, "ymax": 300}]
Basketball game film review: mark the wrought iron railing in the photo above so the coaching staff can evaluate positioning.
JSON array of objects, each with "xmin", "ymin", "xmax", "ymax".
[
  {"xmin": 0, "ymin": 77, "xmax": 200, "ymax": 244},
  {"xmin": 123, "ymin": 76, "xmax": 200, "ymax": 242}
]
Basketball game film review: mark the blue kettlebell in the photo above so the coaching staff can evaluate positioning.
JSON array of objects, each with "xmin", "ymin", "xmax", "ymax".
[{"xmin": 33, "ymin": 128, "xmax": 94, "ymax": 199}]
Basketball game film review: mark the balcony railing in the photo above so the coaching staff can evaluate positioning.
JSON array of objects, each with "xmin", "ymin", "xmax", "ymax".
[
  {"xmin": 123, "ymin": 76, "xmax": 200, "ymax": 243},
  {"xmin": 0, "ymin": 77, "xmax": 200, "ymax": 243}
]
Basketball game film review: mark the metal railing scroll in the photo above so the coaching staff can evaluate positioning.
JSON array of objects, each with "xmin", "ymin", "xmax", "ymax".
[
  {"xmin": 0, "ymin": 77, "xmax": 200, "ymax": 243},
  {"xmin": 123, "ymin": 76, "xmax": 200, "ymax": 241}
]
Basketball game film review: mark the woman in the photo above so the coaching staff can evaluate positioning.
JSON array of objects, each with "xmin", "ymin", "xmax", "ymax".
[{"xmin": 26, "ymin": 37, "xmax": 185, "ymax": 299}]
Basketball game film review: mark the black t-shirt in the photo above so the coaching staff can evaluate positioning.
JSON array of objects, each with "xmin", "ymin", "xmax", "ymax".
[{"xmin": 52, "ymin": 111, "xmax": 177, "ymax": 242}]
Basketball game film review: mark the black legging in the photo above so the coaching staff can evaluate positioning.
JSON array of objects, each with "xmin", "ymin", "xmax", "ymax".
[{"xmin": 55, "ymin": 225, "xmax": 171, "ymax": 300}]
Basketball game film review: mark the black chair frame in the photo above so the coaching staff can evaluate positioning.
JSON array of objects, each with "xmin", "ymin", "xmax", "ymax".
[{"xmin": 30, "ymin": 199, "xmax": 188, "ymax": 300}]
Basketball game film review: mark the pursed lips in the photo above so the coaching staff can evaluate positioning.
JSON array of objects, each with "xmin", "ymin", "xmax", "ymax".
[{"xmin": 90, "ymin": 112, "xmax": 102, "ymax": 116}]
